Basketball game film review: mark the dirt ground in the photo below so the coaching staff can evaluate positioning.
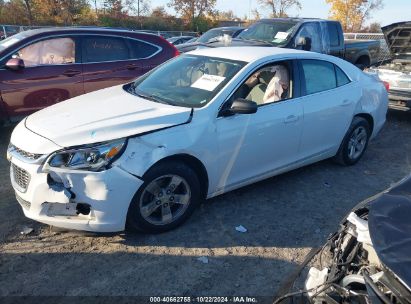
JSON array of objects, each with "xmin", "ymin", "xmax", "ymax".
[{"xmin": 0, "ymin": 110, "xmax": 410, "ymax": 301}]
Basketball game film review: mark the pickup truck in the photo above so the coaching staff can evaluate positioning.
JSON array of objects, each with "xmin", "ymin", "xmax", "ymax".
[{"xmin": 183, "ymin": 18, "xmax": 380, "ymax": 69}]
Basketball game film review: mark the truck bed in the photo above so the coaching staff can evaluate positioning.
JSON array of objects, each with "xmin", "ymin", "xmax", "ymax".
[{"xmin": 344, "ymin": 39, "xmax": 380, "ymax": 66}]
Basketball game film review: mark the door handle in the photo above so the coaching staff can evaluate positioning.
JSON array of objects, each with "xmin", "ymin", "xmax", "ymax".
[
  {"xmin": 341, "ymin": 100, "xmax": 353, "ymax": 107},
  {"xmin": 283, "ymin": 115, "xmax": 299, "ymax": 124},
  {"xmin": 63, "ymin": 70, "xmax": 81, "ymax": 77}
]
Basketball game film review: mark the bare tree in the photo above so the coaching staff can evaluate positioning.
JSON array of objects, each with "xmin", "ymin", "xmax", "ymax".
[
  {"xmin": 23, "ymin": 0, "xmax": 34, "ymax": 25},
  {"xmin": 258, "ymin": 0, "xmax": 301, "ymax": 17},
  {"xmin": 125, "ymin": 0, "xmax": 150, "ymax": 17},
  {"xmin": 215, "ymin": 9, "xmax": 238, "ymax": 21}
]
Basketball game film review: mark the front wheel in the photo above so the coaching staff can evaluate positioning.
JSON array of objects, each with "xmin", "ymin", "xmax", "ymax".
[
  {"xmin": 126, "ymin": 161, "xmax": 201, "ymax": 233},
  {"xmin": 334, "ymin": 117, "xmax": 371, "ymax": 166}
]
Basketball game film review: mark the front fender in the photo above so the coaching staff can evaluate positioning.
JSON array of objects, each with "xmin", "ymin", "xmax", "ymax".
[{"xmin": 114, "ymin": 121, "xmax": 209, "ymax": 180}]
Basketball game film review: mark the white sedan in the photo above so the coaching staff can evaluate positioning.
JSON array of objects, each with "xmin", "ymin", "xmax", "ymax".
[{"xmin": 7, "ymin": 47, "xmax": 388, "ymax": 233}]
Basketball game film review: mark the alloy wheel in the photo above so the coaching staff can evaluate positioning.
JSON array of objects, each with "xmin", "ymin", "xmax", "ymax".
[
  {"xmin": 139, "ymin": 175, "xmax": 191, "ymax": 225},
  {"xmin": 347, "ymin": 126, "xmax": 368, "ymax": 160}
]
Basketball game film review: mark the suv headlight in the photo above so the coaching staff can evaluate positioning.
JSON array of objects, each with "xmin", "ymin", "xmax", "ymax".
[{"xmin": 47, "ymin": 139, "xmax": 127, "ymax": 171}]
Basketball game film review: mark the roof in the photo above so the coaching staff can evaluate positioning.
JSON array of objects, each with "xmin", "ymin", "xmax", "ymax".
[
  {"xmin": 188, "ymin": 46, "xmax": 311, "ymax": 63},
  {"xmin": 208, "ymin": 26, "xmax": 244, "ymax": 31},
  {"xmin": 259, "ymin": 17, "xmax": 324, "ymax": 23},
  {"xmin": 13, "ymin": 26, "xmax": 141, "ymax": 37}
]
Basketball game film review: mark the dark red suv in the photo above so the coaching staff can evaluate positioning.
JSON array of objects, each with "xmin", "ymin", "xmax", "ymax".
[{"xmin": 0, "ymin": 27, "xmax": 179, "ymax": 124}]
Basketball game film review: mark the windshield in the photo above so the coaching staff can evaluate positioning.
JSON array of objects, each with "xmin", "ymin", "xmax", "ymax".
[
  {"xmin": 238, "ymin": 21, "xmax": 298, "ymax": 46},
  {"xmin": 130, "ymin": 55, "xmax": 246, "ymax": 108},
  {"xmin": 197, "ymin": 29, "xmax": 235, "ymax": 43},
  {"xmin": 0, "ymin": 31, "xmax": 27, "ymax": 51}
]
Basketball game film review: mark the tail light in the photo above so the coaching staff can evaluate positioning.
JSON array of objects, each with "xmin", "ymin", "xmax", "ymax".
[
  {"xmin": 159, "ymin": 36, "xmax": 180, "ymax": 57},
  {"xmin": 382, "ymin": 81, "xmax": 390, "ymax": 91},
  {"xmin": 173, "ymin": 47, "xmax": 180, "ymax": 57}
]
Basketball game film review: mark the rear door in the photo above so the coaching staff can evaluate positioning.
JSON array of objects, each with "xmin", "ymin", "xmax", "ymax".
[
  {"xmin": 0, "ymin": 36, "xmax": 83, "ymax": 120},
  {"xmin": 298, "ymin": 59, "xmax": 356, "ymax": 159},
  {"xmin": 81, "ymin": 35, "xmax": 161, "ymax": 93}
]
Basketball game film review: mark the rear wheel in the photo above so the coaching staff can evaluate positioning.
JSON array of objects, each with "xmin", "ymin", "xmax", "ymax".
[
  {"xmin": 334, "ymin": 117, "xmax": 371, "ymax": 166},
  {"xmin": 126, "ymin": 161, "xmax": 201, "ymax": 233}
]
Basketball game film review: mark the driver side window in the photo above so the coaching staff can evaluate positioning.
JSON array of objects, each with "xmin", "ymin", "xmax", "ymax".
[
  {"xmin": 231, "ymin": 61, "xmax": 292, "ymax": 107},
  {"xmin": 15, "ymin": 37, "xmax": 76, "ymax": 67},
  {"xmin": 295, "ymin": 23, "xmax": 322, "ymax": 52}
]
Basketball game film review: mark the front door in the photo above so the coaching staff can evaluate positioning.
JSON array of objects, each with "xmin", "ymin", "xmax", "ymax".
[
  {"xmin": 214, "ymin": 61, "xmax": 304, "ymax": 191},
  {"xmin": 0, "ymin": 36, "xmax": 84, "ymax": 120}
]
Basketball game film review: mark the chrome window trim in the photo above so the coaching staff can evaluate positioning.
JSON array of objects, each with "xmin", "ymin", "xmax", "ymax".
[{"xmin": 0, "ymin": 32, "xmax": 163, "ymax": 67}]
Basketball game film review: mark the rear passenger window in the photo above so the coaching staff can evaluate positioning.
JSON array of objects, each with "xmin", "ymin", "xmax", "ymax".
[
  {"xmin": 335, "ymin": 66, "xmax": 350, "ymax": 86},
  {"xmin": 301, "ymin": 60, "xmax": 337, "ymax": 95},
  {"xmin": 83, "ymin": 37, "xmax": 129, "ymax": 63},
  {"xmin": 128, "ymin": 39, "xmax": 159, "ymax": 59}
]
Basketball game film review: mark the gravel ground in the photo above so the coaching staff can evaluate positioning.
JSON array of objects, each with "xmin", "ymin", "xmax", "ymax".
[{"xmin": 0, "ymin": 110, "xmax": 410, "ymax": 301}]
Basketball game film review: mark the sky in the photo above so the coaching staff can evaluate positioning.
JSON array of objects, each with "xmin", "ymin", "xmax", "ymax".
[{"xmin": 155, "ymin": 0, "xmax": 411, "ymax": 27}]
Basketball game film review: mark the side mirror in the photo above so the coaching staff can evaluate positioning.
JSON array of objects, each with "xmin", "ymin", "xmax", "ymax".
[
  {"xmin": 5, "ymin": 58, "xmax": 25, "ymax": 71},
  {"xmin": 296, "ymin": 36, "xmax": 312, "ymax": 51},
  {"xmin": 296, "ymin": 36, "xmax": 307, "ymax": 47},
  {"xmin": 221, "ymin": 98, "xmax": 258, "ymax": 116}
]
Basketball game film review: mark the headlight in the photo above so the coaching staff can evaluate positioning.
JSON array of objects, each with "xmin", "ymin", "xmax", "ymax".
[{"xmin": 48, "ymin": 139, "xmax": 127, "ymax": 171}]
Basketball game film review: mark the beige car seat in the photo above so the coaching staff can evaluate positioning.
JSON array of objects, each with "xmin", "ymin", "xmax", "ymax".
[{"xmin": 245, "ymin": 70, "xmax": 274, "ymax": 105}]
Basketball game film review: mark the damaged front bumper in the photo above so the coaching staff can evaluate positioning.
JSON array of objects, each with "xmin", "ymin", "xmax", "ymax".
[{"xmin": 9, "ymin": 154, "xmax": 143, "ymax": 232}]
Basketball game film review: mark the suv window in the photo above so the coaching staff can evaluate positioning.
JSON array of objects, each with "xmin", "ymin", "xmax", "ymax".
[
  {"xmin": 296, "ymin": 23, "xmax": 322, "ymax": 52},
  {"xmin": 17, "ymin": 37, "xmax": 75, "ymax": 67},
  {"xmin": 301, "ymin": 60, "xmax": 337, "ymax": 94},
  {"xmin": 128, "ymin": 39, "xmax": 159, "ymax": 59},
  {"xmin": 83, "ymin": 36, "xmax": 129, "ymax": 63},
  {"xmin": 327, "ymin": 23, "xmax": 340, "ymax": 47}
]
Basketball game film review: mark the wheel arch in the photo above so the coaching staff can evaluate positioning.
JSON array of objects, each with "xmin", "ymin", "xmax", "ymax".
[
  {"xmin": 354, "ymin": 54, "xmax": 371, "ymax": 69},
  {"xmin": 354, "ymin": 113, "xmax": 374, "ymax": 133},
  {"xmin": 145, "ymin": 153, "xmax": 209, "ymax": 199}
]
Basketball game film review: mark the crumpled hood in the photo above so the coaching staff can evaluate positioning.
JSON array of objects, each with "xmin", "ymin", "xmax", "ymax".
[
  {"xmin": 25, "ymin": 85, "xmax": 192, "ymax": 148},
  {"xmin": 368, "ymin": 175, "xmax": 411, "ymax": 290},
  {"xmin": 382, "ymin": 21, "xmax": 411, "ymax": 62}
]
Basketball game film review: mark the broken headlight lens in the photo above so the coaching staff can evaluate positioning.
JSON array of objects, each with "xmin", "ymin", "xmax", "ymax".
[{"xmin": 48, "ymin": 139, "xmax": 126, "ymax": 171}]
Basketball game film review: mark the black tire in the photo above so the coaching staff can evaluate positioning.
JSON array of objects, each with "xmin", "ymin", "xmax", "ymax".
[
  {"xmin": 334, "ymin": 117, "xmax": 371, "ymax": 166},
  {"xmin": 126, "ymin": 161, "xmax": 201, "ymax": 233}
]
